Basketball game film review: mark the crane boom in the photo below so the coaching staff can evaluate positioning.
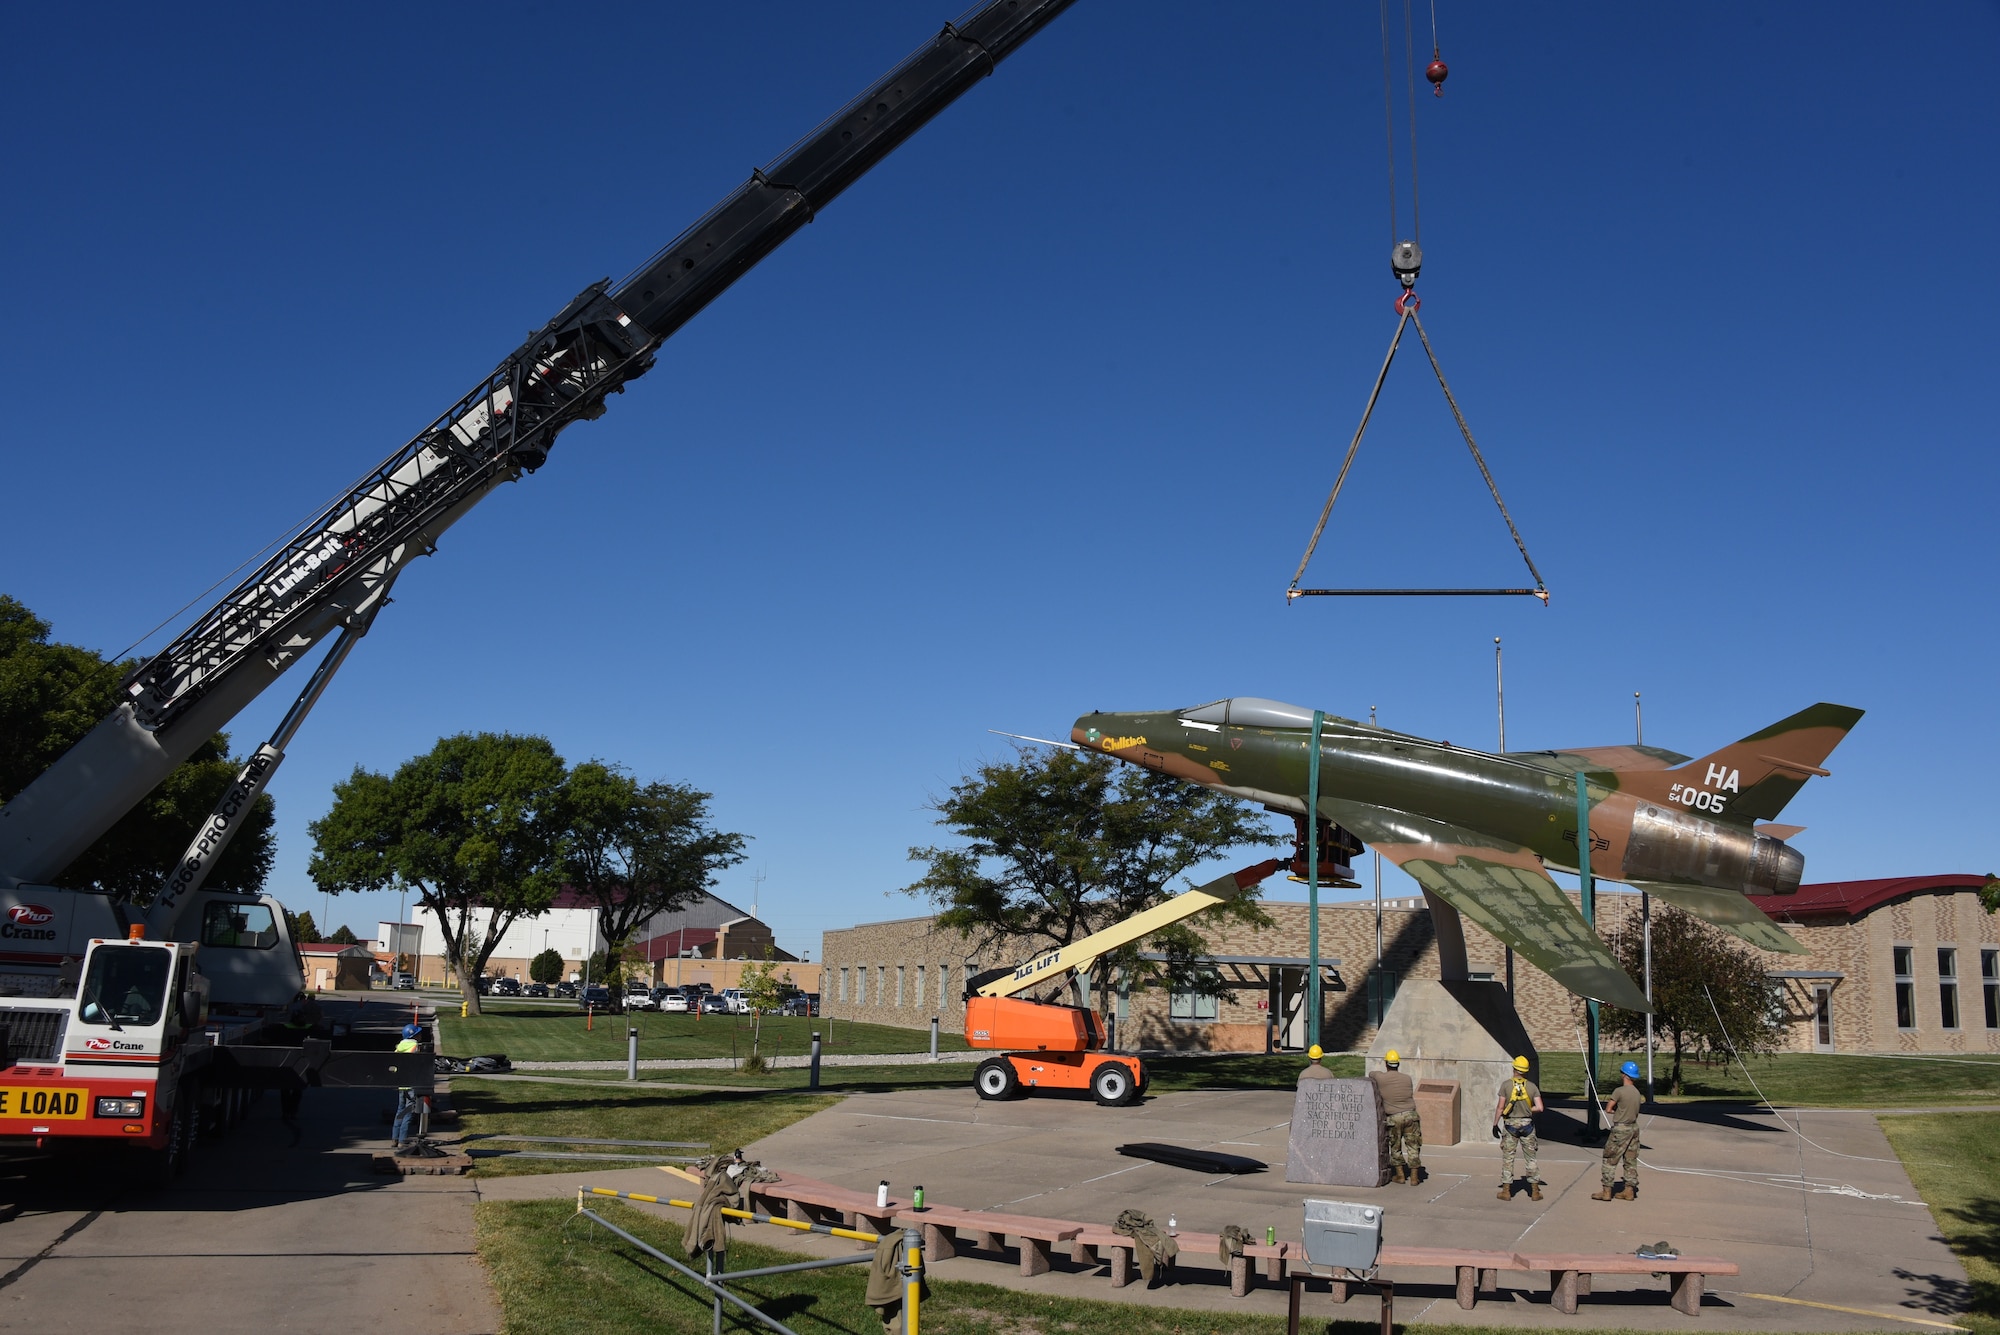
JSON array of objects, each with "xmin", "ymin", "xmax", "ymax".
[
  {"xmin": 0, "ymin": 0, "xmax": 1077, "ymax": 891},
  {"xmin": 976, "ymin": 859, "xmax": 1285, "ymax": 1000}
]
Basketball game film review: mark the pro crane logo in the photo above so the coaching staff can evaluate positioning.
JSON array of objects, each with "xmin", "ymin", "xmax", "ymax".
[
  {"xmin": 85, "ymin": 1037, "xmax": 113, "ymax": 1051},
  {"xmin": 1, "ymin": 904, "xmax": 57, "ymax": 941}
]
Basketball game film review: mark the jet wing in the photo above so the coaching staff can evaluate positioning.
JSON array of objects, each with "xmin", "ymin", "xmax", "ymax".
[
  {"xmin": 1321, "ymin": 799, "xmax": 1651, "ymax": 1013},
  {"xmin": 1628, "ymin": 881, "xmax": 1809, "ymax": 955}
]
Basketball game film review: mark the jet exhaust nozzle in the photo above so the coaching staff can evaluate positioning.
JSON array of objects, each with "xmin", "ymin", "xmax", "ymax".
[{"xmin": 1747, "ymin": 835, "xmax": 1804, "ymax": 896}]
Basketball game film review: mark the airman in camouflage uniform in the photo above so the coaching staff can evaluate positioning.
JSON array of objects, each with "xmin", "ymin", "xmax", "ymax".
[
  {"xmin": 1370, "ymin": 1050, "xmax": 1423, "ymax": 1184},
  {"xmin": 1493, "ymin": 1056, "xmax": 1543, "ymax": 1200},
  {"xmin": 1593, "ymin": 1061, "xmax": 1644, "ymax": 1201}
]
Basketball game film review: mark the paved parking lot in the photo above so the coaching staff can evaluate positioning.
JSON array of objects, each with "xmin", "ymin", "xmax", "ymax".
[{"xmin": 0, "ymin": 1085, "xmax": 497, "ymax": 1333}]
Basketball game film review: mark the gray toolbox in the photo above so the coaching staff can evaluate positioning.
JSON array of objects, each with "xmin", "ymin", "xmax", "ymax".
[{"xmin": 1301, "ymin": 1198, "xmax": 1384, "ymax": 1272}]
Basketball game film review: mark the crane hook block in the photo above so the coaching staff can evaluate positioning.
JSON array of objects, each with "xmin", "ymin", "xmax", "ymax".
[
  {"xmin": 1426, "ymin": 54, "xmax": 1449, "ymax": 97},
  {"xmin": 1391, "ymin": 239, "xmax": 1423, "ymax": 289}
]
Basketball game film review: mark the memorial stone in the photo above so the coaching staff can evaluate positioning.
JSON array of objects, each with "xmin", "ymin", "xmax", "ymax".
[{"xmin": 1285, "ymin": 1073, "xmax": 1388, "ymax": 1187}]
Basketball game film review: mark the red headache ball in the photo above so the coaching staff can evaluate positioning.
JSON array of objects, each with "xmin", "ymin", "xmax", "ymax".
[{"xmin": 1426, "ymin": 57, "xmax": 1449, "ymax": 96}]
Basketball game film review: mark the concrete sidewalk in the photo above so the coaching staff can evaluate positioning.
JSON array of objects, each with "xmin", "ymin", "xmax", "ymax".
[{"xmin": 483, "ymin": 1086, "xmax": 1974, "ymax": 1331}]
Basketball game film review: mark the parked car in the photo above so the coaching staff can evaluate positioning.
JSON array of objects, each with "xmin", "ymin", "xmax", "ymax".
[
  {"xmin": 554, "ymin": 980, "xmax": 579, "ymax": 999},
  {"xmin": 492, "ymin": 976, "xmax": 522, "ymax": 996},
  {"xmin": 781, "ymin": 993, "xmax": 817, "ymax": 1017},
  {"xmin": 474, "ymin": 975, "xmax": 493, "ymax": 995},
  {"xmin": 391, "ymin": 973, "xmax": 416, "ymax": 991},
  {"xmin": 523, "ymin": 982, "xmax": 550, "ymax": 998},
  {"xmin": 719, "ymin": 988, "xmax": 750, "ymax": 1015},
  {"xmin": 652, "ymin": 986, "xmax": 688, "ymax": 1013},
  {"xmin": 697, "ymin": 992, "xmax": 730, "ymax": 1015},
  {"xmin": 579, "ymin": 985, "xmax": 612, "ymax": 1010}
]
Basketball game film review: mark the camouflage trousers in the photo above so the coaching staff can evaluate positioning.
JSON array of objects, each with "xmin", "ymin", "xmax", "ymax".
[
  {"xmin": 1500, "ymin": 1119, "xmax": 1539, "ymax": 1183},
  {"xmin": 1601, "ymin": 1124, "xmax": 1640, "ymax": 1186},
  {"xmin": 1386, "ymin": 1110, "xmax": 1423, "ymax": 1172}
]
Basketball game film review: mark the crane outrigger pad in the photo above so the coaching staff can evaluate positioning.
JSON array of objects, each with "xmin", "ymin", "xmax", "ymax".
[{"xmin": 1115, "ymin": 1142, "xmax": 1267, "ymax": 1174}]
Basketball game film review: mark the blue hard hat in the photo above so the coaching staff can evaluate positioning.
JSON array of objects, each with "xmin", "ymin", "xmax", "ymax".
[
  {"xmin": 1620, "ymin": 1061, "xmax": 1641, "ymax": 1079},
  {"xmin": 402, "ymin": 1023, "xmax": 423, "ymax": 1039}
]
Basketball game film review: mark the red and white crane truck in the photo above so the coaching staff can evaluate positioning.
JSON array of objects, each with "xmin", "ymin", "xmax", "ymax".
[{"xmin": 0, "ymin": 0, "xmax": 1074, "ymax": 1177}]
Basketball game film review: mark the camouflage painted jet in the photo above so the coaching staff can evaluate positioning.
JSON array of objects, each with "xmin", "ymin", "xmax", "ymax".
[{"xmin": 1070, "ymin": 698, "xmax": 1864, "ymax": 1012}]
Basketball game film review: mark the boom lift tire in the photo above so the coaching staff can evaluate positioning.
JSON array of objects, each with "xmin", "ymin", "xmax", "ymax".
[
  {"xmin": 1090, "ymin": 1061, "xmax": 1136, "ymax": 1106},
  {"xmin": 974, "ymin": 1057, "xmax": 1020, "ymax": 1101}
]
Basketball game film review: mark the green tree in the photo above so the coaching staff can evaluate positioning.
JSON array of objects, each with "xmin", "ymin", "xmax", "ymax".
[
  {"xmin": 561, "ymin": 761, "xmax": 747, "ymax": 1013},
  {"xmin": 307, "ymin": 732, "xmax": 569, "ymax": 1015},
  {"xmin": 738, "ymin": 950, "xmax": 791, "ymax": 1072},
  {"xmin": 905, "ymin": 747, "xmax": 1280, "ymax": 1014},
  {"xmin": 1980, "ymin": 873, "xmax": 1998, "ymax": 916},
  {"xmin": 529, "ymin": 948, "xmax": 565, "ymax": 985},
  {"xmin": 0, "ymin": 594, "xmax": 275, "ymax": 900},
  {"xmin": 288, "ymin": 909, "xmax": 321, "ymax": 944},
  {"xmin": 1602, "ymin": 904, "xmax": 1782, "ymax": 1095},
  {"xmin": 328, "ymin": 924, "xmax": 358, "ymax": 945}
]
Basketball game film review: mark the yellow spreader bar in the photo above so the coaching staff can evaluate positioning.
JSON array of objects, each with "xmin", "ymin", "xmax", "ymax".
[{"xmin": 579, "ymin": 1186, "xmax": 882, "ymax": 1244}]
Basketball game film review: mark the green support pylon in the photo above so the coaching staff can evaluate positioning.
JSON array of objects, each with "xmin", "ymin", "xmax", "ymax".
[
  {"xmin": 1576, "ymin": 771, "xmax": 1602, "ymax": 1137},
  {"xmin": 1307, "ymin": 710, "xmax": 1325, "ymax": 1054}
]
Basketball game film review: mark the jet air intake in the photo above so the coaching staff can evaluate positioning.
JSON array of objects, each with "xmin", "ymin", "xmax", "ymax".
[{"xmin": 1626, "ymin": 803, "xmax": 1804, "ymax": 897}]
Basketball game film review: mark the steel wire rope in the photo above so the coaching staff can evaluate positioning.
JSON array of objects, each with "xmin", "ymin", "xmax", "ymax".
[
  {"xmin": 1288, "ymin": 308, "xmax": 1413, "ymax": 590},
  {"xmin": 1405, "ymin": 0, "xmax": 1422, "ymax": 243},
  {"xmin": 1380, "ymin": 0, "xmax": 1399, "ymax": 246},
  {"xmin": 1409, "ymin": 311, "xmax": 1548, "ymax": 593}
]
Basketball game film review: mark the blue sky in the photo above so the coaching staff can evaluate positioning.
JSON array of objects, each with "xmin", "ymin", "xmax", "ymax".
[{"xmin": 4, "ymin": 3, "xmax": 1995, "ymax": 959}]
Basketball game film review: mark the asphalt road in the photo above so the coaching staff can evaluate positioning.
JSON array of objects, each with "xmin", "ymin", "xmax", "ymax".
[{"xmin": 0, "ymin": 1085, "xmax": 498, "ymax": 1332}]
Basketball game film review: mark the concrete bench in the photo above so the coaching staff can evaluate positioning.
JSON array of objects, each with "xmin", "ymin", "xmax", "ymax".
[
  {"xmin": 1068, "ymin": 1228, "xmax": 1291, "ymax": 1296},
  {"xmin": 1376, "ymin": 1245, "xmax": 1519, "ymax": 1310},
  {"xmin": 1515, "ymin": 1249, "xmax": 1739, "ymax": 1316},
  {"xmin": 747, "ymin": 1173, "xmax": 899, "ymax": 1239},
  {"xmin": 893, "ymin": 1205, "xmax": 1080, "ymax": 1276}
]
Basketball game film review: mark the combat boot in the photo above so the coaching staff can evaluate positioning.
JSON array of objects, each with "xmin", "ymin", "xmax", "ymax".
[
  {"xmin": 1496, "ymin": 1182, "xmax": 1512, "ymax": 1201},
  {"xmin": 1529, "ymin": 1181, "xmax": 1544, "ymax": 1201},
  {"xmin": 1617, "ymin": 1184, "xmax": 1636, "ymax": 1201},
  {"xmin": 1591, "ymin": 1187, "xmax": 1614, "ymax": 1201},
  {"xmin": 1409, "ymin": 1166, "xmax": 1423, "ymax": 1186},
  {"xmin": 1391, "ymin": 1164, "xmax": 1406, "ymax": 1184}
]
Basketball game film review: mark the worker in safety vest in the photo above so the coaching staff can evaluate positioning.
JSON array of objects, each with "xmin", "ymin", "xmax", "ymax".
[
  {"xmin": 1370, "ymin": 1049, "xmax": 1422, "ymax": 1184},
  {"xmin": 391, "ymin": 1023, "xmax": 424, "ymax": 1151},
  {"xmin": 1492, "ymin": 1055, "xmax": 1544, "ymax": 1200},
  {"xmin": 1592, "ymin": 1061, "xmax": 1644, "ymax": 1201}
]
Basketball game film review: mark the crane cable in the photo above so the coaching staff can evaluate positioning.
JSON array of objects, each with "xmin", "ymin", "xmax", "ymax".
[{"xmin": 1289, "ymin": 1, "xmax": 1548, "ymax": 603}]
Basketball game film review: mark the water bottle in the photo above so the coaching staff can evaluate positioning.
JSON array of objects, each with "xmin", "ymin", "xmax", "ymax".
[
  {"xmin": 1266, "ymin": 1225, "xmax": 1276, "ymax": 1246},
  {"xmin": 1167, "ymin": 1212, "xmax": 1177, "ymax": 1236},
  {"xmin": 877, "ymin": 1180, "xmax": 889, "ymax": 1209},
  {"xmin": 913, "ymin": 1185, "xmax": 926, "ymax": 1210}
]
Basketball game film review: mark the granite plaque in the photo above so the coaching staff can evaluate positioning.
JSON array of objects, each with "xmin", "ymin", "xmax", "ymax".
[{"xmin": 1285, "ymin": 1074, "xmax": 1388, "ymax": 1187}]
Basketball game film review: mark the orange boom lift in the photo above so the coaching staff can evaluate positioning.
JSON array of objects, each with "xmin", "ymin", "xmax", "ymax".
[{"xmin": 961, "ymin": 858, "xmax": 1288, "ymax": 1106}]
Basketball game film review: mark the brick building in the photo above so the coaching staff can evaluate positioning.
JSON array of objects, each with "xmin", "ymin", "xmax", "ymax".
[{"xmin": 819, "ymin": 874, "xmax": 1997, "ymax": 1055}]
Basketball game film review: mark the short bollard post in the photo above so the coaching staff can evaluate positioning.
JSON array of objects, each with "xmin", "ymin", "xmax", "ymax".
[
  {"xmin": 627, "ymin": 1027, "xmax": 639, "ymax": 1082},
  {"xmin": 809, "ymin": 1031, "xmax": 821, "ymax": 1090},
  {"xmin": 903, "ymin": 1225, "xmax": 925, "ymax": 1335},
  {"xmin": 929, "ymin": 1016, "xmax": 939, "ymax": 1060}
]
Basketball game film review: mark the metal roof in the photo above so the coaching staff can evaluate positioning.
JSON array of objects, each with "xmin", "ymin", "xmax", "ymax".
[{"xmin": 1765, "ymin": 874, "xmax": 1988, "ymax": 924}]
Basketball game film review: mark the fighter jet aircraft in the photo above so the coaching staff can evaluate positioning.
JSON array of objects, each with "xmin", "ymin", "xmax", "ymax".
[{"xmin": 1070, "ymin": 698, "xmax": 1863, "ymax": 1012}]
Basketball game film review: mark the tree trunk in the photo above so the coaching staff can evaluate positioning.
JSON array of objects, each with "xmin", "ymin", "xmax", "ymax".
[
  {"xmin": 602, "ymin": 945, "xmax": 626, "ymax": 1013},
  {"xmin": 1670, "ymin": 1030, "xmax": 1684, "ymax": 1097},
  {"xmin": 460, "ymin": 971, "xmax": 482, "ymax": 1017}
]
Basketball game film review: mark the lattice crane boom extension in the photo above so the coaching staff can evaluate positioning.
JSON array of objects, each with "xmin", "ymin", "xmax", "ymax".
[
  {"xmin": 0, "ymin": 0, "xmax": 1077, "ymax": 892},
  {"xmin": 975, "ymin": 859, "xmax": 1286, "ymax": 1000}
]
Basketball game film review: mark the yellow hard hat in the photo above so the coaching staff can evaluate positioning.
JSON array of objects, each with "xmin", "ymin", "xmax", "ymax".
[
  {"xmin": 1307, "ymin": 1044, "xmax": 1325, "ymax": 1061},
  {"xmin": 1512, "ymin": 1055, "xmax": 1531, "ymax": 1071},
  {"xmin": 1383, "ymin": 1049, "xmax": 1400, "ymax": 1065}
]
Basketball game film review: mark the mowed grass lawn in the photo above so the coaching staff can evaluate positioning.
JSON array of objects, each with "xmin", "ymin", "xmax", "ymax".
[
  {"xmin": 1881, "ymin": 1110, "xmax": 2000, "ymax": 1334},
  {"xmin": 480, "ymin": 1196, "xmax": 1644, "ymax": 1335},
  {"xmin": 439, "ymin": 1005, "xmax": 969, "ymax": 1063},
  {"xmin": 453, "ymin": 1078, "xmax": 838, "ymax": 1178},
  {"xmin": 1534, "ymin": 1049, "xmax": 2000, "ymax": 1108}
]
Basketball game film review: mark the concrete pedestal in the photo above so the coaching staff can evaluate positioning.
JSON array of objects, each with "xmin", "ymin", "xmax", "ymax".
[{"xmin": 1365, "ymin": 980, "xmax": 1537, "ymax": 1123}]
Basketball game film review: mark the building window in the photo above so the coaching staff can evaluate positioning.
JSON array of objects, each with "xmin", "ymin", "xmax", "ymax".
[
  {"xmin": 1983, "ymin": 949, "xmax": 1998, "ymax": 1030},
  {"xmin": 896, "ymin": 966, "xmax": 906, "ymax": 1007},
  {"xmin": 838, "ymin": 968, "xmax": 848, "ymax": 1004},
  {"xmin": 856, "ymin": 967, "xmax": 866, "ymax": 1005},
  {"xmin": 877, "ymin": 966, "xmax": 886, "ymax": 1005},
  {"xmin": 1893, "ymin": 946, "xmax": 1915, "ymax": 1030},
  {"xmin": 938, "ymin": 964, "xmax": 949, "ymax": 1009},
  {"xmin": 1169, "ymin": 971, "xmax": 1220, "ymax": 1022},
  {"xmin": 1939, "ymin": 948, "xmax": 1960, "ymax": 1030},
  {"xmin": 914, "ymin": 965, "xmax": 925, "ymax": 1012}
]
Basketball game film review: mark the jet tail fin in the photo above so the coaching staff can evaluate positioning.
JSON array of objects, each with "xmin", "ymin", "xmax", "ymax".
[{"xmin": 1625, "ymin": 703, "xmax": 1863, "ymax": 823}]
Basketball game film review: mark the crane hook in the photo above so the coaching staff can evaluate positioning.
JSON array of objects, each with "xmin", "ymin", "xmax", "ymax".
[{"xmin": 1426, "ymin": 50, "xmax": 1449, "ymax": 98}]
